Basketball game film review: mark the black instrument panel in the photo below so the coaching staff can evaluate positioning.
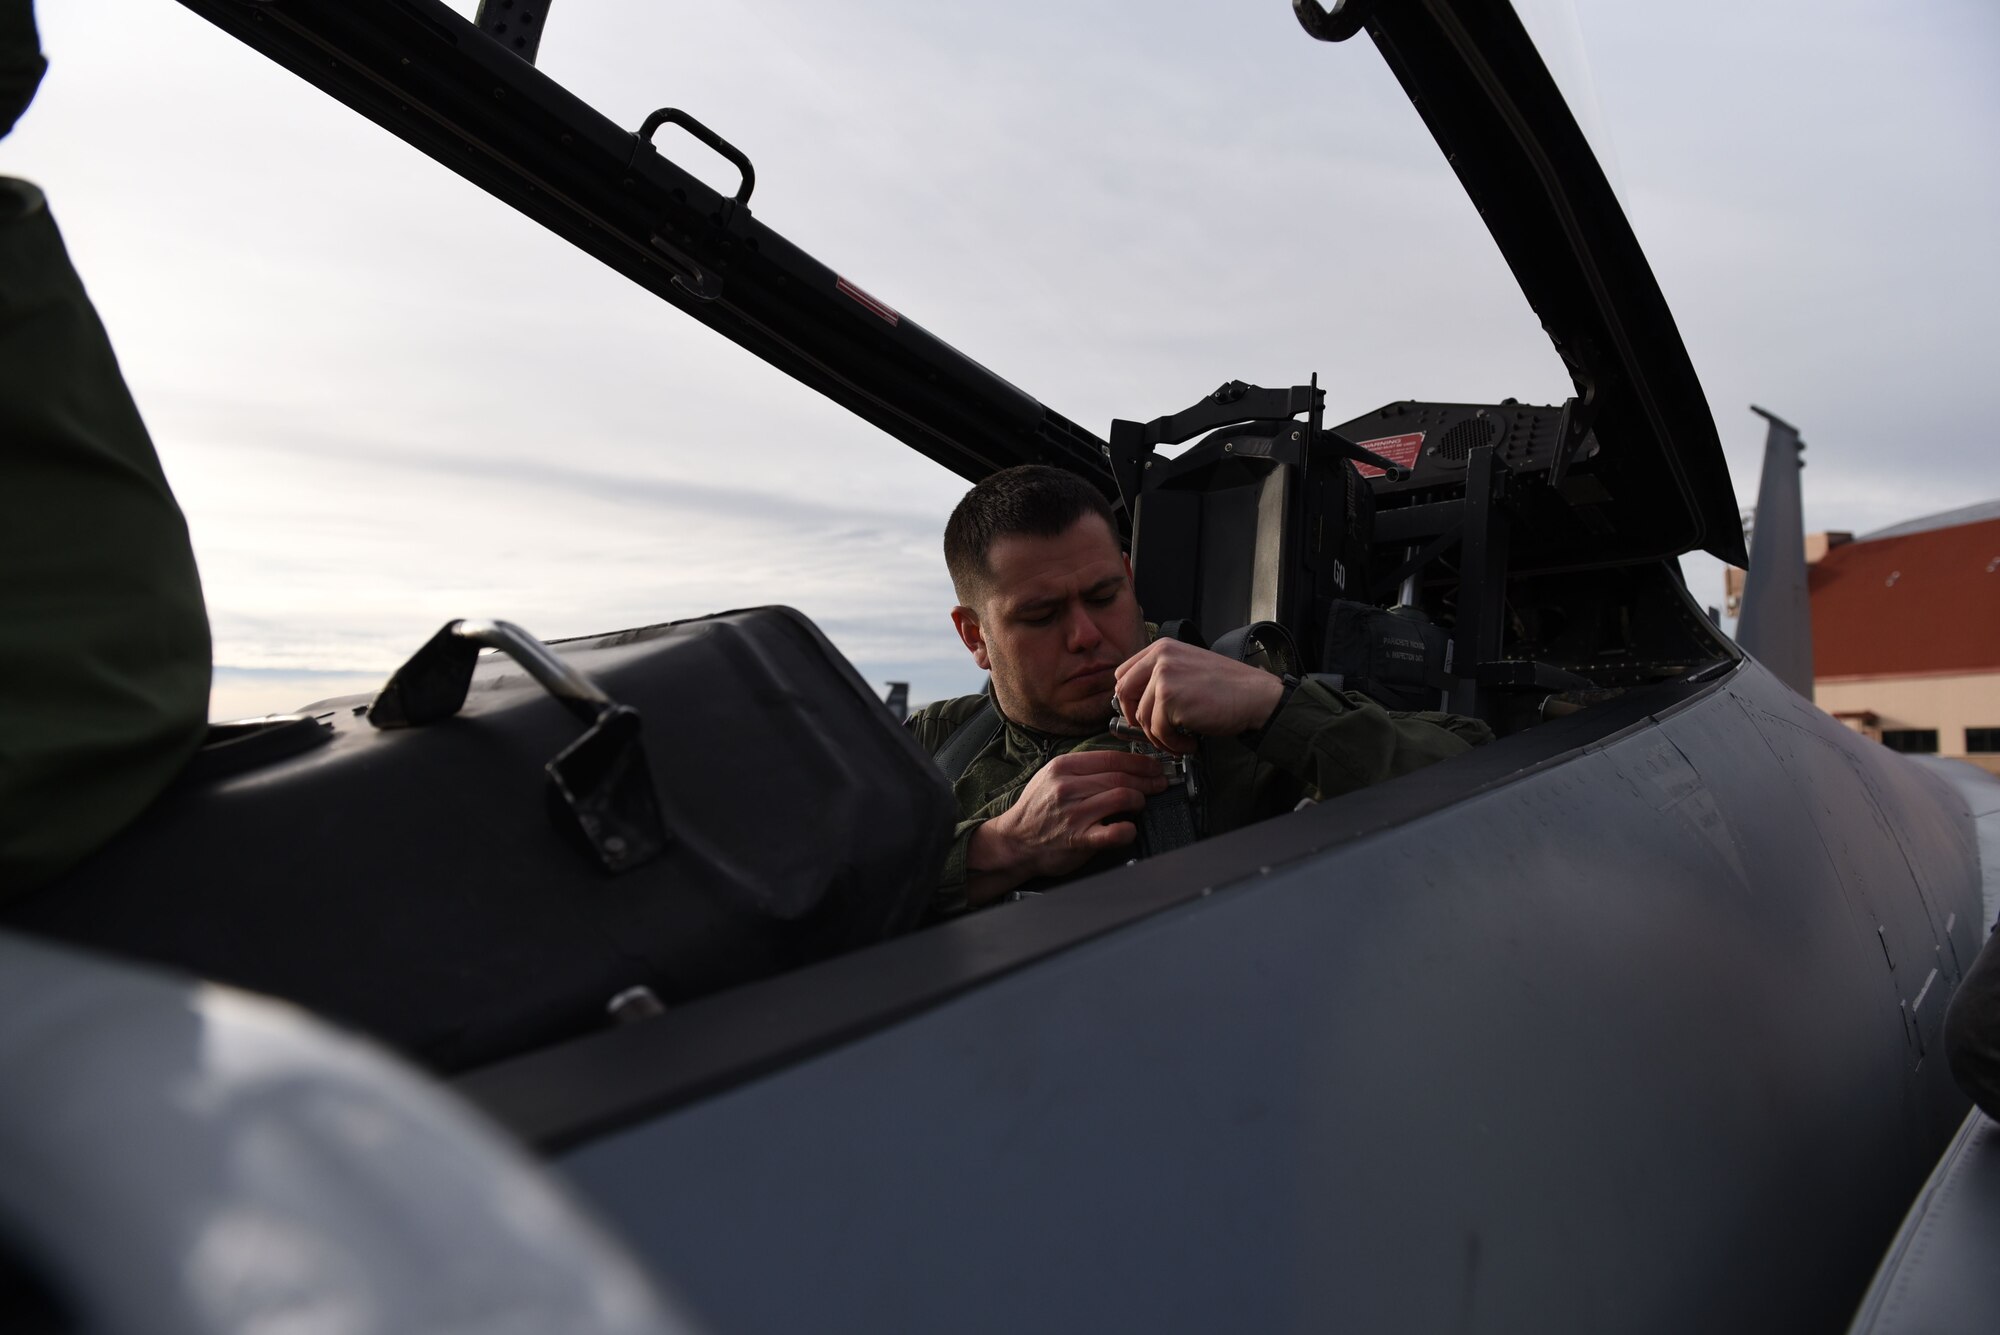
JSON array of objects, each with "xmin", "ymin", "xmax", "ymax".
[{"xmin": 1334, "ymin": 399, "xmax": 1592, "ymax": 498}]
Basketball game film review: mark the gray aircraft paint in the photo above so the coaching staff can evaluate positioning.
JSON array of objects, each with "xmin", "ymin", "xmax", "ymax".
[
  {"xmin": 556, "ymin": 661, "xmax": 1981, "ymax": 1335},
  {"xmin": 0, "ymin": 934, "xmax": 696, "ymax": 1335},
  {"xmin": 4, "ymin": 3, "xmax": 1988, "ymax": 1330},
  {"xmin": 1848, "ymin": 757, "xmax": 2000, "ymax": 1334},
  {"xmin": 1848, "ymin": 1110, "xmax": 2000, "ymax": 1335}
]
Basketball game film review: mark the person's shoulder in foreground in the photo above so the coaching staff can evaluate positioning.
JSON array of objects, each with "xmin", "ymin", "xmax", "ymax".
[{"xmin": 0, "ymin": 5, "xmax": 212, "ymax": 897}]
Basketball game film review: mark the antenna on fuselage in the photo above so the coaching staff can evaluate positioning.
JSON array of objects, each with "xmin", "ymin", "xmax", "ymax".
[{"xmin": 1736, "ymin": 407, "xmax": 1814, "ymax": 699}]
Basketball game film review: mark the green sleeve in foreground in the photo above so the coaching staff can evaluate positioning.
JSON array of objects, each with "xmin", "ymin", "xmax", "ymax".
[
  {"xmin": 906, "ymin": 693, "xmax": 1008, "ymax": 920},
  {"xmin": 0, "ymin": 181, "xmax": 211, "ymax": 896},
  {"xmin": 929, "ymin": 818, "xmax": 985, "ymax": 920},
  {"xmin": 1252, "ymin": 677, "xmax": 1490, "ymax": 800}
]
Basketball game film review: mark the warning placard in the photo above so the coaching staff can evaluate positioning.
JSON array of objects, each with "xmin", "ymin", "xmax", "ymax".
[
  {"xmin": 836, "ymin": 276, "xmax": 901, "ymax": 327},
  {"xmin": 1352, "ymin": 432, "xmax": 1425, "ymax": 479}
]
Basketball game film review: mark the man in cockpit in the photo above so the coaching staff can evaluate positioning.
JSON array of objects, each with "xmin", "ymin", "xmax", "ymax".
[{"xmin": 905, "ymin": 464, "xmax": 1489, "ymax": 916}]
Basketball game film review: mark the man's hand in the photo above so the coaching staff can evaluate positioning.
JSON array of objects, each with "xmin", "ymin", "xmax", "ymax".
[
  {"xmin": 1112, "ymin": 639, "xmax": 1286, "ymax": 757},
  {"xmin": 965, "ymin": 749, "xmax": 1168, "ymax": 905}
]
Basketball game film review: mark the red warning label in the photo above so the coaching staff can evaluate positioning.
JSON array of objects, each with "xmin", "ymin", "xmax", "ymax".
[
  {"xmin": 836, "ymin": 276, "xmax": 901, "ymax": 327},
  {"xmin": 1352, "ymin": 432, "xmax": 1425, "ymax": 479}
]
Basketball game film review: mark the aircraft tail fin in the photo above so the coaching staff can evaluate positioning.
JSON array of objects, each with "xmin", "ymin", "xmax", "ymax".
[
  {"xmin": 1736, "ymin": 407, "xmax": 1815, "ymax": 699},
  {"xmin": 883, "ymin": 682, "xmax": 909, "ymax": 722}
]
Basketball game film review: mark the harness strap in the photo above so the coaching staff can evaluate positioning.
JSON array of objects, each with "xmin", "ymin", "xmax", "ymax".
[
  {"xmin": 932, "ymin": 696, "xmax": 1004, "ymax": 784},
  {"xmin": 933, "ymin": 693, "xmax": 1201, "ymax": 860},
  {"xmin": 1136, "ymin": 780, "xmax": 1201, "ymax": 857}
]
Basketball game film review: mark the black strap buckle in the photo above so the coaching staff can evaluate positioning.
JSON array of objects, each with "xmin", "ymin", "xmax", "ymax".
[{"xmin": 368, "ymin": 619, "xmax": 670, "ymax": 873}]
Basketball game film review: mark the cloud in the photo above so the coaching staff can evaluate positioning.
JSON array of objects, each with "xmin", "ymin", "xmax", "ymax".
[{"xmin": 8, "ymin": 0, "xmax": 1995, "ymax": 692}]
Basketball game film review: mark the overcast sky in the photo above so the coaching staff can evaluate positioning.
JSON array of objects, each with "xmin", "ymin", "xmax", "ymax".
[{"xmin": 6, "ymin": 0, "xmax": 1997, "ymax": 717}]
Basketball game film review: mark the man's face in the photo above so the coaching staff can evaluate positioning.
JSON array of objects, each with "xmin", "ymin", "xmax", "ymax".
[{"xmin": 951, "ymin": 514, "xmax": 1147, "ymax": 735}]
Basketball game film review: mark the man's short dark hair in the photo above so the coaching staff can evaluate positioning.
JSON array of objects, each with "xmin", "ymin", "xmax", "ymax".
[{"xmin": 944, "ymin": 465, "xmax": 1118, "ymax": 604}]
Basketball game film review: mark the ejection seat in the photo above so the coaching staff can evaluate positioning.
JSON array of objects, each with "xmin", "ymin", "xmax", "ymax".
[
  {"xmin": 1112, "ymin": 379, "xmax": 1594, "ymax": 726},
  {"xmin": 1112, "ymin": 378, "xmax": 1460, "ymax": 711}
]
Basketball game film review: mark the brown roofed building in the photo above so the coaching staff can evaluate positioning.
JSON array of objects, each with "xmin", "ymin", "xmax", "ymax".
[{"xmin": 1804, "ymin": 503, "xmax": 2000, "ymax": 775}]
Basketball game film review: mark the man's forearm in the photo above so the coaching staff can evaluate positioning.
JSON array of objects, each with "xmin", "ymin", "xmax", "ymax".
[
  {"xmin": 964, "ymin": 818, "xmax": 1033, "ymax": 906},
  {"xmin": 930, "ymin": 816, "xmax": 1031, "ymax": 918}
]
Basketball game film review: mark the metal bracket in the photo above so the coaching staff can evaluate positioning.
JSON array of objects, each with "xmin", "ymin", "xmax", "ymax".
[
  {"xmin": 369, "ymin": 619, "xmax": 669, "ymax": 873},
  {"xmin": 633, "ymin": 107, "xmax": 756, "ymax": 209},
  {"xmin": 1446, "ymin": 446, "xmax": 1512, "ymax": 717},
  {"xmin": 646, "ymin": 232, "xmax": 726, "ymax": 302},
  {"xmin": 1107, "ymin": 378, "xmax": 1411, "ymax": 513},
  {"xmin": 1368, "ymin": 515, "xmax": 1467, "ymax": 602},
  {"xmin": 631, "ymin": 108, "xmax": 758, "ymax": 302},
  {"xmin": 1293, "ymin": 0, "xmax": 1374, "ymax": 43},
  {"xmin": 474, "ymin": 0, "xmax": 550, "ymax": 65},
  {"xmin": 1321, "ymin": 428, "xmax": 1415, "ymax": 480},
  {"xmin": 1104, "ymin": 418, "xmax": 1151, "ymax": 525},
  {"xmin": 1549, "ymin": 381, "xmax": 1601, "ymax": 490}
]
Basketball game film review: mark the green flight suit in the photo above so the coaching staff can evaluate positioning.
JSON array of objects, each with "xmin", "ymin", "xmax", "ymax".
[
  {"xmin": 906, "ymin": 677, "xmax": 1491, "ymax": 916},
  {"xmin": 0, "ymin": 176, "xmax": 211, "ymax": 896}
]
